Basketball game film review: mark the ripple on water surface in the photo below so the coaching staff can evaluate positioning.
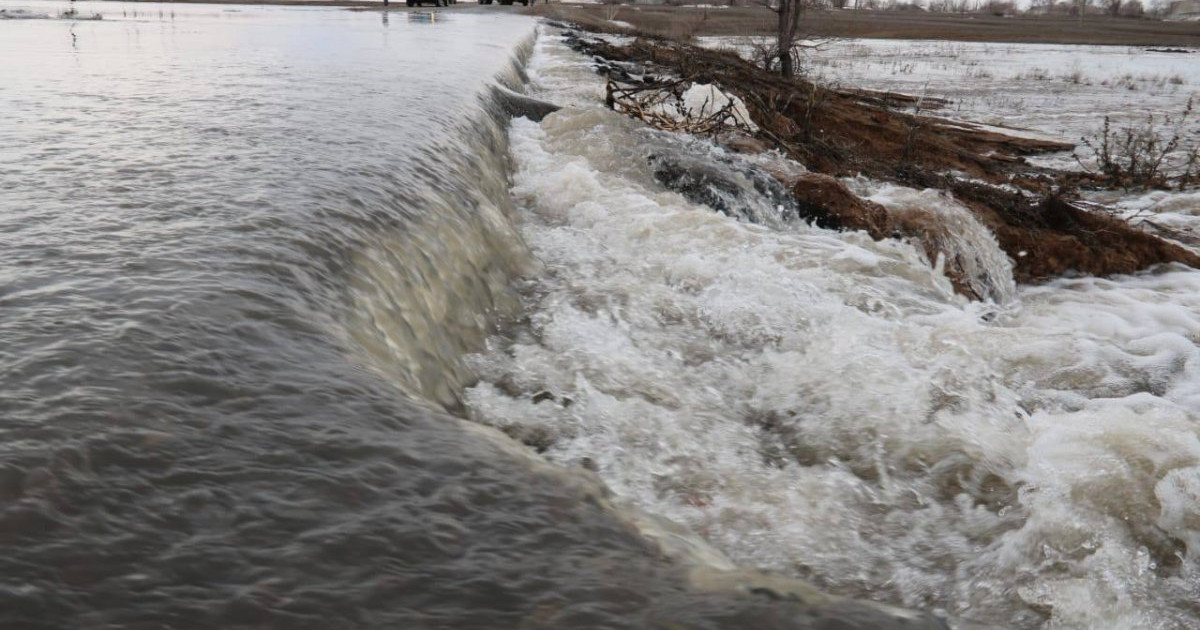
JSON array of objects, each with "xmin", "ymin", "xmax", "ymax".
[{"xmin": 1, "ymin": 6, "xmax": 836, "ymax": 629}]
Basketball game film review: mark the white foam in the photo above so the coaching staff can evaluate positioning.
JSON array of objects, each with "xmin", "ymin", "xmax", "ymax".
[
  {"xmin": 469, "ymin": 30, "xmax": 1200, "ymax": 629},
  {"xmin": 844, "ymin": 177, "xmax": 1018, "ymax": 304}
]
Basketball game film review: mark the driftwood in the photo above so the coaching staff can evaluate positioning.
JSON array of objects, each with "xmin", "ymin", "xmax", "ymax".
[{"xmin": 606, "ymin": 79, "xmax": 756, "ymax": 135}]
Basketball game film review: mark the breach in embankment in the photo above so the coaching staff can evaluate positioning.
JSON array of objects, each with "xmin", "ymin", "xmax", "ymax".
[
  {"xmin": 554, "ymin": 26, "xmax": 1200, "ymax": 300},
  {"xmin": 462, "ymin": 20, "xmax": 1200, "ymax": 630}
]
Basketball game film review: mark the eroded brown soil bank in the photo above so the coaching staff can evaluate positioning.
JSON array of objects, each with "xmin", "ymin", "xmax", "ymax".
[{"xmin": 560, "ymin": 28, "xmax": 1200, "ymax": 296}]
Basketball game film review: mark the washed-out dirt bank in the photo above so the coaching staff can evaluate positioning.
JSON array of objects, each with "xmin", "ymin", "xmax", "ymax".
[{"xmin": 557, "ymin": 27, "xmax": 1200, "ymax": 297}]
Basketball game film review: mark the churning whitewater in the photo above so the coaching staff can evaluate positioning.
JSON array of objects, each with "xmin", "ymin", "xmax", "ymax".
[{"xmin": 464, "ymin": 29, "xmax": 1200, "ymax": 630}]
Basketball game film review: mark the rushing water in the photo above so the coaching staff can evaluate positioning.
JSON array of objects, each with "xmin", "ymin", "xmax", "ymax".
[
  {"xmin": 0, "ymin": 4, "xmax": 955, "ymax": 629},
  {"xmin": 2, "ymin": 4, "xmax": 1198, "ymax": 630},
  {"xmin": 463, "ymin": 31, "xmax": 1200, "ymax": 630},
  {"xmin": 0, "ymin": 5, "xmax": 766, "ymax": 629}
]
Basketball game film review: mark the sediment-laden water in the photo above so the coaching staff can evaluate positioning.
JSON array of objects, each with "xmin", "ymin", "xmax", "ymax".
[
  {"xmin": 464, "ymin": 31, "xmax": 1200, "ymax": 630},
  {"xmin": 2, "ymin": 4, "xmax": 1198, "ymax": 630},
  {"xmin": 0, "ymin": 4, "xmax": 951, "ymax": 629}
]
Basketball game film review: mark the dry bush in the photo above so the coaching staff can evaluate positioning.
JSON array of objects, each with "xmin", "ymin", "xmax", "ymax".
[
  {"xmin": 747, "ymin": 38, "xmax": 783, "ymax": 72},
  {"xmin": 1059, "ymin": 63, "xmax": 1089, "ymax": 85},
  {"xmin": 799, "ymin": 81, "xmax": 830, "ymax": 141},
  {"xmin": 1179, "ymin": 144, "xmax": 1200, "ymax": 190},
  {"xmin": 605, "ymin": 79, "xmax": 757, "ymax": 135},
  {"xmin": 899, "ymin": 92, "xmax": 931, "ymax": 165},
  {"xmin": 745, "ymin": 35, "xmax": 833, "ymax": 79},
  {"xmin": 1021, "ymin": 66, "xmax": 1051, "ymax": 81},
  {"xmin": 1077, "ymin": 98, "xmax": 1198, "ymax": 190}
]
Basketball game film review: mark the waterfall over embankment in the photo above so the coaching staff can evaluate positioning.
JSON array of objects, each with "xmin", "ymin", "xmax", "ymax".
[
  {"xmin": 0, "ymin": 6, "xmax": 951, "ymax": 629},
  {"xmin": 465, "ymin": 26, "xmax": 1200, "ymax": 630}
]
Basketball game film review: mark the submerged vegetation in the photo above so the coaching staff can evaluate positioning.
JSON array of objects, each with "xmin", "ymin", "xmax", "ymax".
[{"xmin": 1076, "ymin": 98, "xmax": 1200, "ymax": 190}]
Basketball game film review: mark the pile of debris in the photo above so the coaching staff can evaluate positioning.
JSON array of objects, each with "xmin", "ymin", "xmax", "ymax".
[{"xmin": 607, "ymin": 80, "xmax": 759, "ymax": 135}]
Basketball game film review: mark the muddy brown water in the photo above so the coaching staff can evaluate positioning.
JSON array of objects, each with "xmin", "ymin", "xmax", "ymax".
[{"xmin": 0, "ymin": 3, "xmax": 952, "ymax": 629}]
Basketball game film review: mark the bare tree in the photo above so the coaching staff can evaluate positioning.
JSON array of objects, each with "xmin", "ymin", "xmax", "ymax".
[
  {"xmin": 950, "ymin": 0, "xmax": 975, "ymax": 14},
  {"xmin": 1027, "ymin": 0, "xmax": 1053, "ymax": 13},
  {"xmin": 980, "ymin": 0, "xmax": 1013, "ymax": 14},
  {"xmin": 1120, "ymin": 0, "xmax": 1143, "ymax": 16},
  {"xmin": 760, "ymin": 0, "xmax": 808, "ymax": 78},
  {"xmin": 1073, "ymin": 0, "xmax": 1090, "ymax": 21},
  {"xmin": 1104, "ymin": 0, "xmax": 1122, "ymax": 15}
]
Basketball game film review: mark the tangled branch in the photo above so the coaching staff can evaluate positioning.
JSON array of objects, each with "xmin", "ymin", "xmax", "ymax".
[{"xmin": 606, "ymin": 79, "xmax": 756, "ymax": 135}]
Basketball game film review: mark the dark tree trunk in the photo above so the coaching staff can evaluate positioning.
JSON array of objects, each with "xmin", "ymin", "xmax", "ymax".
[{"xmin": 775, "ymin": 0, "xmax": 804, "ymax": 78}]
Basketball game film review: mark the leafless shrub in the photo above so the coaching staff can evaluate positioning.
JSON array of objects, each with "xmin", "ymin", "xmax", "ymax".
[
  {"xmin": 980, "ymin": 0, "xmax": 1014, "ymax": 14},
  {"xmin": 1021, "ymin": 67, "xmax": 1050, "ymax": 81},
  {"xmin": 746, "ymin": 36, "xmax": 830, "ymax": 78},
  {"xmin": 800, "ymin": 82, "xmax": 830, "ymax": 142},
  {"xmin": 1060, "ymin": 63, "xmax": 1088, "ymax": 85},
  {"xmin": 605, "ymin": 79, "xmax": 753, "ymax": 135},
  {"xmin": 899, "ymin": 91, "xmax": 930, "ymax": 166},
  {"xmin": 59, "ymin": 8, "xmax": 102, "ymax": 20},
  {"xmin": 748, "ymin": 38, "xmax": 783, "ymax": 72},
  {"xmin": 1180, "ymin": 144, "xmax": 1200, "ymax": 191},
  {"xmin": 1120, "ymin": 0, "xmax": 1144, "ymax": 16},
  {"xmin": 1077, "ymin": 98, "xmax": 1198, "ymax": 190},
  {"xmin": 756, "ymin": 0, "xmax": 818, "ymax": 78}
]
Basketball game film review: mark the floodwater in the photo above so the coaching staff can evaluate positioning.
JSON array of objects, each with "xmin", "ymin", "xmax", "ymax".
[
  {"xmin": 4, "ymin": 4, "xmax": 924, "ymax": 628},
  {"xmin": 466, "ymin": 31, "xmax": 1200, "ymax": 630},
  {"xmin": 2, "ymin": 4, "xmax": 1198, "ymax": 630}
]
